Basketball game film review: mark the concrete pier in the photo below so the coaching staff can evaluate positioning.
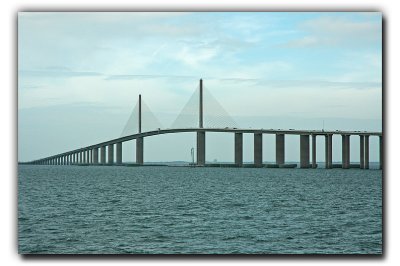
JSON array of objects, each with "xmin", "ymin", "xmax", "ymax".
[
  {"xmin": 312, "ymin": 135, "xmax": 316, "ymax": 168},
  {"xmin": 360, "ymin": 135, "xmax": 365, "ymax": 169},
  {"xmin": 380, "ymin": 136, "xmax": 383, "ymax": 170},
  {"xmin": 100, "ymin": 146, "xmax": 106, "ymax": 164},
  {"xmin": 300, "ymin": 135, "xmax": 310, "ymax": 168},
  {"xmin": 325, "ymin": 134, "xmax": 332, "ymax": 169},
  {"xmin": 254, "ymin": 133, "xmax": 263, "ymax": 167},
  {"xmin": 116, "ymin": 142, "xmax": 122, "ymax": 165},
  {"xmin": 342, "ymin": 135, "xmax": 350, "ymax": 169},
  {"xmin": 136, "ymin": 137, "xmax": 144, "ymax": 165},
  {"xmin": 234, "ymin": 133, "xmax": 243, "ymax": 167},
  {"xmin": 92, "ymin": 148, "xmax": 99, "ymax": 164},
  {"xmin": 365, "ymin": 135, "xmax": 369, "ymax": 169},
  {"xmin": 108, "ymin": 144, "xmax": 114, "ymax": 165},
  {"xmin": 197, "ymin": 131, "xmax": 205, "ymax": 166},
  {"xmin": 276, "ymin": 134, "xmax": 285, "ymax": 165}
]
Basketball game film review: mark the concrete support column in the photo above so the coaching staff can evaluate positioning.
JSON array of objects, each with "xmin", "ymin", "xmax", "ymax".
[
  {"xmin": 79, "ymin": 152, "xmax": 82, "ymax": 164},
  {"xmin": 254, "ymin": 133, "xmax": 263, "ymax": 167},
  {"xmin": 365, "ymin": 135, "xmax": 369, "ymax": 169},
  {"xmin": 88, "ymin": 150, "xmax": 92, "ymax": 164},
  {"xmin": 116, "ymin": 142, "xmax": 122, "ymax": 165},
  {"xmin": 360, "ymin": 135, "xmax": 365, "ymax": 169},
  {"xmin": 276, "ymin": 134, "xmax": 285, "ymax": 165},
  {"xmin": 100, "ymin": 146, "xmax": 106, "ymax": 164},
  {"xmin": 312, "ymin": 135, "xmax": 317, "ymax": 168},
  {"xmin": 196, "ymin": 132, "xmax": 205, "ymax": 166},
  {"xmin": 234, "ymin": 133, "xmax": 243, "ymax": 167},
  {"xmin": 92, "ymin": 148, "xmax": 99, "ymax": 164},
  {"xmin": 300, "ymin": 135, "xmax": 310, "ymax": 168},
  {"xmin": 136, "ymin": 137, "xmax": 144, "ymax": 165},
  {"xmin": 108, "ymin": 144, "xmax": 114, "ymax": 165},
  {"xmin": 342, "ymin": 135, "xmax": 350, "ymax": 169},
  {"xmin": 325, "ymin": 134, "xmax": 332, "ymax": 169},
  {"xmin": 379, "ymin": 136, "xmax": 383, "ymax": 170}
]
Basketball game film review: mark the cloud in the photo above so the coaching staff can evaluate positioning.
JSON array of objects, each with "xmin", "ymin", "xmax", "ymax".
[
  {"xmin": 175, "ymin": 45, "xmax": 219, "ymax": 67},
  {"xmin": 105, "ymin": 74, "xmax": 197, "ymax": 80},
  {"xmin": 281, "ymin": 15, "xmax": 381, "ymax": 48},
  {"xmin": 19, "ymin": 69, "xmax": 103, "ymax": 78}
]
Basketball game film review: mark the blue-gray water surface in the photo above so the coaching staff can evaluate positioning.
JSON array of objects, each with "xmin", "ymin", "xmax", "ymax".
[{"xmin": 18, "ymin": 165, "xmax": 382, "ymax": 254}]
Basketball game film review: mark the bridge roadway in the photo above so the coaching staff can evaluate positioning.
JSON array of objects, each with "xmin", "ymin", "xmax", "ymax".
[{"xmin": 31, "ymin": 127, "xmax": 383, "ymax": 169}]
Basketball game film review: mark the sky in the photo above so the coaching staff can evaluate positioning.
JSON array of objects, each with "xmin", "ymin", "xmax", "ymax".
[{"xmin": 18, "ymin": 12, "xmax": 382, "ymax": 163}]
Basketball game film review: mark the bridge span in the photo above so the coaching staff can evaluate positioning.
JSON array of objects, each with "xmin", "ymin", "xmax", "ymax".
[
  {"xmin": 29, "ymin": 127, "xmax": 383, "ymax": 169},
  {"xmin": 28, "ymin": 79, "xmax": 383, "ymax": 169}
]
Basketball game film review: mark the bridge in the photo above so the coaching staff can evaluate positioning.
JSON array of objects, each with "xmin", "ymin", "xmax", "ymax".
[{"xmin": 28, "ymin": 79, "xmax": 383, "ymax": 169}]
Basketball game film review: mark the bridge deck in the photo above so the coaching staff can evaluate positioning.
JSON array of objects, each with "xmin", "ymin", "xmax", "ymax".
[{"xmin": 39, "ymin": 127, "xmax": 382, "ymax": 160}]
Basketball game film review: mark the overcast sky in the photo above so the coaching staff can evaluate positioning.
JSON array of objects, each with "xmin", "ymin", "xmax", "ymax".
[{"xmin": 18, "ymin": 12, "xmax": 382, "ymax": 163}]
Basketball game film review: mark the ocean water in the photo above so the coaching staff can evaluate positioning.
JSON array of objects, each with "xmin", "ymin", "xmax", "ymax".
[{"xmin": 18, "ymin": 165, "xmax": 382, "ymax": 254}]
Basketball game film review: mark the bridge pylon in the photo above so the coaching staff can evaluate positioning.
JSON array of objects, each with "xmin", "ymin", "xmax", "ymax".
[{"xmin": 197, "ymin": 79, "xmax": 205, "ymax": 166}]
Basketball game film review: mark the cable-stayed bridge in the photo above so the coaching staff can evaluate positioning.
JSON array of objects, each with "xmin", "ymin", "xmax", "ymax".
[{"xmin": 29, "ymin": 79, "xmax": 383, "ymax": 169}]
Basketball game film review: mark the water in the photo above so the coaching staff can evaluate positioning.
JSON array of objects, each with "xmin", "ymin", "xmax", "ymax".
[{"xmin": 18, "ymin": 165, "xmax": 382, "ymax": 254}]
